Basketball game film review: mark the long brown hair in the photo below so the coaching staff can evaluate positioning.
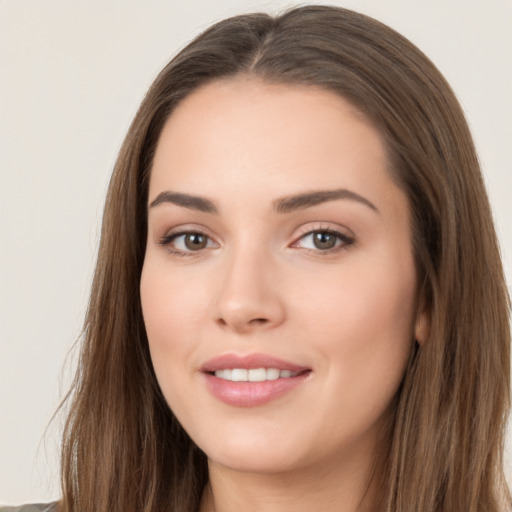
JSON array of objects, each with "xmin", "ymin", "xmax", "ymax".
[{"xmin": 59, "ymin": 5, "xmax": 511, "ymax": 512}]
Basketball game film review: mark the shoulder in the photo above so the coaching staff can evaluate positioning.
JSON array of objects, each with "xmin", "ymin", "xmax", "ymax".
[{"xmin": 0, "ymin": 503, "xmax": 58, "ymax": 512}]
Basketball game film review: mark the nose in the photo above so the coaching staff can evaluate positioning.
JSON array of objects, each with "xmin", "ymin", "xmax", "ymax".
[{"xmin": 214, "ymin": 248, "xmax": 286, "ymax": 334}]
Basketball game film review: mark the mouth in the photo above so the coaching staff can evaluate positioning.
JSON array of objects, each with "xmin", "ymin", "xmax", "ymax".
[
  {"xmin": 201, "ymin": 353, "xmax": 311, "ymax": 407},
  {"xmin": 210, "ymin": 368, "xmax": 303, "ymax": 381}
]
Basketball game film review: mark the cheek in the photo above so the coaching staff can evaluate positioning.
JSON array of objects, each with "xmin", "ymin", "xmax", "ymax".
[
  {"xmin": 297, "ymin": 251, "xmax": 417, "ymax": 398},
  {"xmin": 141, "ymin": 255, "xmax": 209, "ymax": 335},
  {"xmin": 140, "ymin": 259, "xmax": 209, "ymax": 390}
]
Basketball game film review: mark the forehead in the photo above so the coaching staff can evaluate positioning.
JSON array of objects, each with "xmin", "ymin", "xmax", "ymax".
[{"xmin": 149, "ymin": 79, "xmax": 399, "ymax": 214}]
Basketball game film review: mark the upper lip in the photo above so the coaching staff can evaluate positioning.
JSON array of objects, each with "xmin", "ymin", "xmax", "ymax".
[{"xmin": 200, "ymin": 353, "xmax": 310, "ymax": 373}]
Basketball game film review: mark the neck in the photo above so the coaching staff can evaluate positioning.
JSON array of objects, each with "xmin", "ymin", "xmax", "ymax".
[{"xmin": 199, "ymin": 446, "xmax": 384, "ymax": 512}]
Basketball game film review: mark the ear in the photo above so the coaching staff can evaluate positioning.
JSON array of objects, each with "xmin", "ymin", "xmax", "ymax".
[{"xmin": 414, "ymin": 292, "xmax": 430, "ymax": 345}]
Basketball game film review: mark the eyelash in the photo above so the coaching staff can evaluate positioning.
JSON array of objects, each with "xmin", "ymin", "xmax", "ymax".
[
  {"xmin": 158, "ymin": 229, "xmax": 215, "ymax": 257},
  {"xmin": 291, "ymin": 227, "xmax": 355, "ymax": 255},
  {"xmin": 158, "ymin": 227, "xmax": 355, "ymax": 257}
]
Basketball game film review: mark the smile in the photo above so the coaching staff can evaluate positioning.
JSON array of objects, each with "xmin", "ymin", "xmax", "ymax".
[
  {"xmin": 201, "ymin": 353, "xmax": 311, "ymax": 407},
  {"xmin": 213, "ymin": 368, "xmax": 302, "ymax": 381}
]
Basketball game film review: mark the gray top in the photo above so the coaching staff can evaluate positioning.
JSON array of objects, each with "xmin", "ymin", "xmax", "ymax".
[{"xmin": 0, "ymin": 504, "xmax": 57, "ymax": 512}]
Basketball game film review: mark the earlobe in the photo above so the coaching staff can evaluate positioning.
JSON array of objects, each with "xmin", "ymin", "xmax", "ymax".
[
  {"xmin": 414, "ymin": 297, "xmax": 430, "ymax": 345},
  {"xmin": 414, "ymin": 312, "xmax": 430, "ymax": 345},
  {"xmin": 413, "ymin": 275, "xmax": 431, "ymax": 345}
]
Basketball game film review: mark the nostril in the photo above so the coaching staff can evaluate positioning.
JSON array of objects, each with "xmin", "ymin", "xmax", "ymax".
[
  {"xmin": 215, "ymin": 316, "xmax": 269, "ymax": 330},
  {"xmin": 252, "ymin": 318, "xmax": 268, "ymax": 324}
]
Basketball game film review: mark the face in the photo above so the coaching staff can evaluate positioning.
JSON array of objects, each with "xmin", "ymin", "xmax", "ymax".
[{"xmin": 140, "ymin": 79, "xmax": 426, "ymax": 475}]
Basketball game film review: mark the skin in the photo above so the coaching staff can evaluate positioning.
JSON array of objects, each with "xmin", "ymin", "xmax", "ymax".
[{"xmin": 140, "ymin": 78, "xmax": 428, "ymax": 512}]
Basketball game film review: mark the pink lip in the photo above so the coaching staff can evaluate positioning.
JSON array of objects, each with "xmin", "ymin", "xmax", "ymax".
[
  {"xmin": 201, "ymin": 353, "xmax": 309, "ymax": 373},
  {"xmin": 200, "ymin": 353, "xmax": 311, "ymax": 407}
]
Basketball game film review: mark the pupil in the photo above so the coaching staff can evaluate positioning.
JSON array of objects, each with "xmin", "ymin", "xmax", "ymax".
[
  {"xmin": 185, "ymin": 233, "xmax": 207, "ymax": 250},
  {"xmin": 313, "ymin": 232, "xmax": 336, "ymax": 250}
]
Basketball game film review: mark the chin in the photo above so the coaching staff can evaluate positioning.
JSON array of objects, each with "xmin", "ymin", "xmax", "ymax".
[
  {"xmin": 193, "ymin": 424, "xmax": 309, "ymax": 475},
  {"xmin": 206, "ymin": 444, "xmax": 305, "ymax": 475}
]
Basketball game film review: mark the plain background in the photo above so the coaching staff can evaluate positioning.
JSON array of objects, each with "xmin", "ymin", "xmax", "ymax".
[{"xmin": 1, "ymin": 0, "xmax": 511, "ymax": 504}]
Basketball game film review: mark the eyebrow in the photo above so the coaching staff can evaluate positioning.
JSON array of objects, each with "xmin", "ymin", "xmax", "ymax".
[
  {"xmin": 148, "ymin": 188, "xmax": 378, "ymax": 214},
  {"xmin": 274, "ymin": 188, "xmax": 379, "ymax": 214},
  {"xmin": 149, "ymin": 191, "xmax": 218, "ymax": 213}
]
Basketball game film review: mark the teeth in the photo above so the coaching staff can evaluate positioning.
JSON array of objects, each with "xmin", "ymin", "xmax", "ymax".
[
  {"xmin": 248, "ymin": 368, "xmax": 266, "ymax": 382},
  {"xmin": 216, "ymin": 369, "xmax": 232, "ymax": 380},
  {"xmin": 266, "ymin": 368, "xmax": 280, "ymax": 380},
  {"xmin": 231, "ymin": 369, "xmax": 247, "ymax": 381},
  {"xmin": 213, "ymin": 368, "xmax": 301, "ymax": 381}
]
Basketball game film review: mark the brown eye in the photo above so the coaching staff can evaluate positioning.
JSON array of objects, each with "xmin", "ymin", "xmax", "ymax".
[
  {"xmin": 294, "ymin": 229, "xmax": 354, "ymax": 254},
  {"xmin": 184, "ymin": 233, "xmax": 208, "ymax": 250},
  {"xmin": 312, "ymin": 231, "xmax": 337, "ymax": 250},
  {"xmin": 159, "ymin": 231, "xmax": 215, "ymax": 254}
]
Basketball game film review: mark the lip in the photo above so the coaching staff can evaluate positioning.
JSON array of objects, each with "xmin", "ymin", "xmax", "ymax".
[
  {"xmin": 200, "ymin": 353, "xmax": 310, "ymax": 373},
  {"xmin": 200, "ymin": 353, "xmax": 311, "ymax": 407}
]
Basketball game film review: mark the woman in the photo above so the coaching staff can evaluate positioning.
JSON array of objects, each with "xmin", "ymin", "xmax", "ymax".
[{"xmin": 4, "ymin": 4, "xmax": 510, "ymax": 512}]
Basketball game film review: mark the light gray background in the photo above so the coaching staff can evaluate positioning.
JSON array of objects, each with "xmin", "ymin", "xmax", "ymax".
[{"xmin": 1, "ymin": 0, "xmax": 511, "ymax": 504}]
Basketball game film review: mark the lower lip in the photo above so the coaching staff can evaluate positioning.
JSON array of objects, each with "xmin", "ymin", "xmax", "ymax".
[{"xmin": 203, "ymin": 372, "xmax": 310, "ymax": 407}]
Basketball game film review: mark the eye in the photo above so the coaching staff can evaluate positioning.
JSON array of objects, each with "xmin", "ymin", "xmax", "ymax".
[
  {"xmin": 159, "ymin": 230, "xmax": 216, "ymax": 255},
  {"xmin": 293, "ymin": 229, "xmax": 354, "ymax": 253}
]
